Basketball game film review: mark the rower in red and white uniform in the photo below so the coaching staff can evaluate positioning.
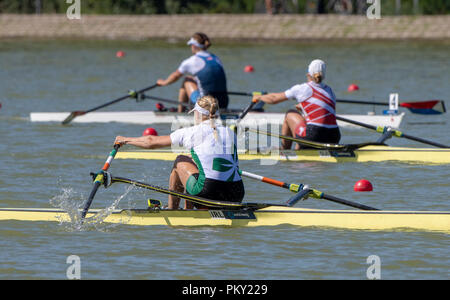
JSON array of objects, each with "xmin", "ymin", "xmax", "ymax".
[{"xmin": 253, "ymin": 59, "xmax": 341, "ymax": 149}]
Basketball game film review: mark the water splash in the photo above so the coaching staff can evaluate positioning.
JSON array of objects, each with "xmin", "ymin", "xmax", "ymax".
[{"xmin": 50, "ymin": 184, "xmax": 136, "ymax": 232}]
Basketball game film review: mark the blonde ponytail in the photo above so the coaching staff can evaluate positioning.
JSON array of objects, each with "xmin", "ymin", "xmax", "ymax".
[{"xmin": 197, "ymin": 95, "xmax": 219, "ymax": 141}]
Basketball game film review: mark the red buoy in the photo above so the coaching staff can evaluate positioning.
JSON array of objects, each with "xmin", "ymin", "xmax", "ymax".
[
  {"xmin": 244, "ymin": 65, "xmax": 254, "ymax": 73},
  {"xmin": 354, "ymin": 179, "xmax": 373, "ymax": 192},
  {"xmin": 116, "ymin": 51, "xmax": 126, "ymax": 58},
  {"xmin": 142, "ymin": 128, "xmax": 158, "ymax": 136},
  {"xmin": 0, "ymin": 102, "xmax": 2, "ymax": 110},
  {"xmin": 347, "ymin": 84, "xmax": 359, "ymax": 92}
]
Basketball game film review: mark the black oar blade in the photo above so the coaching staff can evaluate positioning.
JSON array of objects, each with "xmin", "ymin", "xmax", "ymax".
[
  {"xmin": 81, "ymin": 181, "xmax": 101, "ymax": 219},
  {"xmin": 62, "ymin": 111, "xmax": 85, "ymax": 125},
  {"xmin": 321, "ymin": 193, "xmax": 379, "ymax": 211}
]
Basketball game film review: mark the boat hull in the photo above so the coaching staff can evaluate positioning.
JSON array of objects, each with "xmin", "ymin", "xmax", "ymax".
[
  {"xmin": 29, "ymin": 111, "xmax": 405, "ymax": 129},
  {"xmin": 115, "ymin": 146, "xmax": 450, "ymax": 164},
  {"xmin": 0, "ymin": 207, "xmax": 449, "ymax": 232}
]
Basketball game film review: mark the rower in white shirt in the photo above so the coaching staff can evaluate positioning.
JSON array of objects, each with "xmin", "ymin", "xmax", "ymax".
[
  {"xmin": 157, "ymin": 33, "xmax": 229, "ymax": 112},
  {"xmin": 253, "ymin": 59, "xmax": 341, "ymax": 149},
  {"xmin": 114, "ymin": 95, "xmax": 244, "ymax": 209}
]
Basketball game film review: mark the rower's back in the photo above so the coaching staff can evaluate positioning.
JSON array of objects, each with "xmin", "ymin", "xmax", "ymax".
[
  {"xmin": 171, "ymin": 120, "xmax": 241, "ymax": 182},
  {"xmin": 170, "ymin": 95, "xmax": 244, "ymax": 204}
]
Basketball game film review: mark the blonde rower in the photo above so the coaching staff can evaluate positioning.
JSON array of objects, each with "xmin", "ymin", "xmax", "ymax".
[
  {"xmin": 114, "ymin": 96, "xmax": 244, "ymax": 209},
  {"xmin": 253, "ymin": 59, "xmax": 341, "ymax": 149}
]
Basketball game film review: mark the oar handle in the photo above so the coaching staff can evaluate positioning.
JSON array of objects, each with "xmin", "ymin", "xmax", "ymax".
[{"xmin": 240, "ymin": 170, "xmax": 301, "ymax": 192}]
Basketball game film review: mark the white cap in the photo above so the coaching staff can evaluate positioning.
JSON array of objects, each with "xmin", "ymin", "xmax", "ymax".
[
  {"xmin": 188, "ymin": 102, "xmax": 219, "ymax": 117},
  {"xmin": 308, "ymin": 59, "xmax": 326, "ymax": 79},
  {"xmin": 187, "ymin": 37, "xmax": 205, "ymax": 49}
]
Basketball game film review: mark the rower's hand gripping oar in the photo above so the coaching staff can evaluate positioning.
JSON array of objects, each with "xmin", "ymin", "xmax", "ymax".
[
  {"xmin": 81, "ymin": 143, "xmax": 121, "ymax": 220},
  {"xmin": 240, "ymin": 170, "xmax": 379, "ymax": 211},
  {"xmin": 335, "ymin": 115, "xmax": 449, "ymax": 148},
  {"xmin": 62, "ymin": 84, "xmax": 159, "ymax": 125}
]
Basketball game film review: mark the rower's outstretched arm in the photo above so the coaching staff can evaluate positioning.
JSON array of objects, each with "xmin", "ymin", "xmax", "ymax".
[
  {"xmin": 157, "ymin": 70, "xmax": 183, "ymax": 86},
  {"xmin": 253, "ymin": 92, "xmax": 288, "ymax": 105},
  {"xmin": 114, "ymin": 135, "xmax": 172, "ymax": 149}
]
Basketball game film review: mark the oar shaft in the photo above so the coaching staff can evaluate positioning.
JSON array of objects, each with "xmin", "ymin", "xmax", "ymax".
[
  {"xmin": 238, "ymin": 99, "xmax": 258, "ymax": 120},
  {"xmin": 397, "ymin": 132, "xmax": 449, "ymax": 148},
  {"xmin": 86, "ymin": 84, "xmax": 159, "ymax": 114},
  {"xmin": 228, "ymin": 91, "xmax": 253, "ymax": 97},
  {"xmin": 82, "ymin": 182, "xmax": 101, "ymax": 219},
  {"xmin": 336, "ymin": 115, "xmax": 376, "ymax": 130},
  {"xmin": 141, "ymin": 94, "xmax": 189, "ymax": 108},
  {"xmin": 319, "ymin": 193, "xmax": 379, "ymax": 211},
  {"xmin": 81, "ymin": 144, "xmax": 121, "ymax": 219},
  {"xmin": 63, "ymin": 84, "xmax": 159, "ymax": 125},
  {"xmin": 241, "ymin": 170, "xmax": 378, "ymax": 210},
  {"xmin": 336, "ymin": 115, "xmax": 449, "ymax": 148},
  {"xmin": 228, "ymin": 91, "xmax": 266, "ymax": 97},
  {"xmin": 337, "ymin": 99, "xmax": 387, "ymax": 106},
  {"xmin": 111, "ymin": 176, "xmax": 247, "ymax": 209}
]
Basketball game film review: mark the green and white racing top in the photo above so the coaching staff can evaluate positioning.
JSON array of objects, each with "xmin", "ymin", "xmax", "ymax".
[{"xmin": 170, "ymin": 120, "xmax": 241, "ymax": 182}]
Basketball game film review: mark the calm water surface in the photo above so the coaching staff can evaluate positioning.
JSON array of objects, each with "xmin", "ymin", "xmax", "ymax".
[{"xmin": 0, "ymin": 39, "xmax": 449, "ymax": 279}]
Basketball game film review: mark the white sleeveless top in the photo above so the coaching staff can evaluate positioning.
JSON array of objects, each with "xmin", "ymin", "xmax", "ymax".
[
  {"xmin": 170, "ymin": 121, "xmax": 241, "ymax": 182},
  {"xmin": 285, "ymin": 82, "xmax": 338, "ymax": 128}
]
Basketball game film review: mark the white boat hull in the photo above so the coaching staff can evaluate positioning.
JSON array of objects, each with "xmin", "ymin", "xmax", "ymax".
[{"xmin": 30, "ymin": 111, "xmax": 405, "ymax": 129}]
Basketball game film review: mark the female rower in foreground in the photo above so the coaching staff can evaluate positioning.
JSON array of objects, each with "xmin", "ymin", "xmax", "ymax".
[
  {"xmin": 114, "ymin": 96, "xmax": 244, "ymax": 209},
  {"xmin": 156, "ymin": 33, "xmax": 229, "ymax": 112},
  {"xmin": 253, "ymin": 59, "xmax": 341, "ymax": 150}
]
